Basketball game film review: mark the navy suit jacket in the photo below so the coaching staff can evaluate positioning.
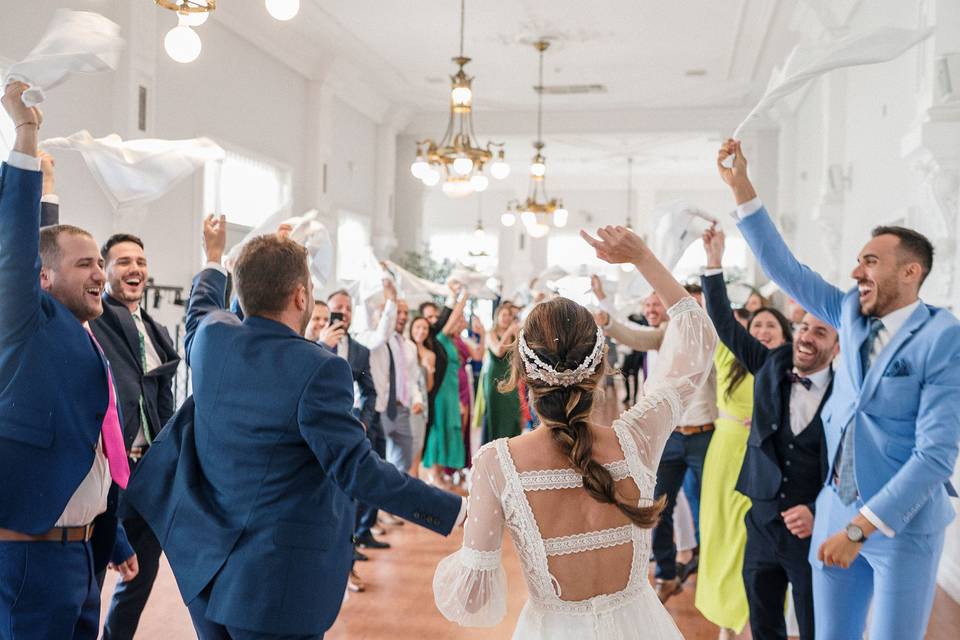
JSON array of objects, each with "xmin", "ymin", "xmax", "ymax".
[
  {"xmin": 0, "ymin": 163, "xmax": 130, "ymax": 568},
  {"xmin": 124, "ymin": 268, "xmax": 461, "ymax": 635},
  {"xmin": 702, "ymin": 272, "xmax": 830, "ymax": 512},
  {"xmin": 345, "ymin": 336, "xmax": 377, "ymax": 429}
]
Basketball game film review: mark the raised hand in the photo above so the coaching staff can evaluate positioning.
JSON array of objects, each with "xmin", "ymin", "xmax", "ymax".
[
  {"xmin": 39, "ymin": 150, "xmax": 56, "ymax": 196},
  {"xmin": 319, "ymin": 320, "xmax": 346, "ymax": 349},
  {"xmin": 580, "ymin": 226, "xmax": 650, "ymax": 265},
  {"xmin": 702, "ymin": 225, "xmax": 726, "ymax": 268},
  {"xmin": 382, "ymin": 277, "xmax": 397, "ymax": 302},
  {"xmin": 2, "ymin": 82, "xmax": 42, "ymax": 156},
  {"xmin": 276, "ymin": 222, "xmax": 294, "ymax": 239},
  {"xmin": 717, "ymin": 139, "xmax": 757, "ymax": 204},
  {"xmin": 203, "ymin": 214, "xmax": 227, "ymax": 264},
  {"xmin": 590, "ymin": 274, "xmax": 606, "ymax": 301}
]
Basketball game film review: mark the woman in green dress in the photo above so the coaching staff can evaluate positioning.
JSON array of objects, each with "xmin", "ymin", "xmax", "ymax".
[
  {"xmin": 479, "ymin": 303, "xmax": 521, "ymax": 443},
  {"xmin": 423, "ymin": 303, "xmax": 468, "ymax": 486}
]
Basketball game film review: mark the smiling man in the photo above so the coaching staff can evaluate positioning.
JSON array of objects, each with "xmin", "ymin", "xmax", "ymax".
[
  {"xmin": 718, "ymin": 139, "xmax": 960, "ymax": 640},
  {"xmin": 90, "ymin": 233, "xmax": 181, "ymax": 640}
]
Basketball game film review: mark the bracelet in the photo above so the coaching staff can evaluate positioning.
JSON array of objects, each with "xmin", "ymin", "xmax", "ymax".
[{"xmin": 15, "ymin": 122, "xmax": 38, "ymax": 130}]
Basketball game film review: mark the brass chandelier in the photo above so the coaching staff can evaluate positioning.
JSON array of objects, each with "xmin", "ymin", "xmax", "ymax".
[
  {"xmin": 410, "ymin": 0, "xmax": 509, "ymax": 198},
  {"xmin": 501, "ymin": 40, "xmax": 567, "ymax": 238}
]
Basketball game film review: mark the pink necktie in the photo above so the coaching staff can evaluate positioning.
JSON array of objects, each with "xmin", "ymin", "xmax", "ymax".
[{"xmin": 87, "ymin": 329, "xmax": 131, "ymax": 489}]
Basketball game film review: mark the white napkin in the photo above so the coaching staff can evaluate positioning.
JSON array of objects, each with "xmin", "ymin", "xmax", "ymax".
[
  {"xmin": 723, "ymin": 26, "xmax": 933, "ymax": 166},
  {"xmin": 41, "ymin": 130, "xmax": 225, "ymax": 209},
  {"xmin": 2, "ymin": 10, "xmax": 123, "ymax": 107}
]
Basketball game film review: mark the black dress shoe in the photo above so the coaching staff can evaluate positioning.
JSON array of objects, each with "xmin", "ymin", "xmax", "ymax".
[
  {"xmin": 356, "ymin": 532, "xmax": 391, "ymax": 549},
  {"xmin": 353, "ymin": 548, "xmax": 369, "ymax": 562}
]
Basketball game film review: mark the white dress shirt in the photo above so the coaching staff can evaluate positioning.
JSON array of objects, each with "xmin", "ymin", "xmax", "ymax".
[
  {"xmin": 370, "ymin": 333, "xmax": 423, "ymax": 414},
  {"xmin": 788, "ymin": 366, "xmax": 832, "ymax": 436}
]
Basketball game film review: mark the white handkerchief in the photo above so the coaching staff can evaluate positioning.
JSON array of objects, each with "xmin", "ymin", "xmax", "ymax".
[
  {"xmin": 41, "ymin": 130, "xmax": 224, "ymax": 209},
  {"xmin": 2, "ymin": 10, "xmax": 124, "ymax": 107}
]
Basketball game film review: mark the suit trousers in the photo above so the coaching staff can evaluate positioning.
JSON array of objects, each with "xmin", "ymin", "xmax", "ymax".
[
  {"xmin": 0, "ymin": 540, "xmax": 100, "ymax": 640},
  {"xmin": 742, "ymin": 506, "xmax": 814, "ymax": 640},
  {"xmin": 102, "ymin": 457, "xmax": 163, "ymax": 640},
  {"xmin": 188, "ymin": 582, "xmax": 323, "ymax": 640},
  {"xmin": 354, "ymin": 414, "xmax": 386, "ymax": 538},
  {"xmin": 810, "ymin": 486, "xmax": 945, "ymax": 640},
  {"xmin": 381, "ymin": 405, "xmax": 414, "ymax": 473},
  {"xmin": 652, "ymin": 429, "xmax": 712, "ymax": 579}
]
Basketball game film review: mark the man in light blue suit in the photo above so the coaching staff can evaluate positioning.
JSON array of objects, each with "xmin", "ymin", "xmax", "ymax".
[
  {"xmin": 125, "ymin": 214, "xmax": 464, "ymax": 639},
  {"xmin": 716, "ymin": 139, "xmax": 960, "ymax": 640}
]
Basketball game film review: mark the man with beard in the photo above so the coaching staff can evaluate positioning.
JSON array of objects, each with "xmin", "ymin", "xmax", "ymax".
[
  {"xmin": 719, "ymin": 139, "xmax": 960, "ymax": 640},
  {"xmin": 89, "ymin": 234, "xmax": 180, "ymax": 640},
  {"xmin": 0, "ymin": 81, "xmax": 135, "ymax": 639},
  {"xmin": 702, "ymin": 225, "xmax": 838, "ymax": 640}
]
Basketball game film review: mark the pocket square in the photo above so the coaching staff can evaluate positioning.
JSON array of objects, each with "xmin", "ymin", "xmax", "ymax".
[{"xmin": 884, "ymin": 359, "xmax": 910, "ymax": 377}]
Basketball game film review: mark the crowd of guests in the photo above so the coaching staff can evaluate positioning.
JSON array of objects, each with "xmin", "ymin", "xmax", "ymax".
[{"xmin": 1, "ymin": 81, "xmax": 958, "ymax": 640}]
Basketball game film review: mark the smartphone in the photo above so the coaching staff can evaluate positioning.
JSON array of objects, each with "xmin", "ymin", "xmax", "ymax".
[{"xmin": 329, "ymin": 311, "xmax": 344, "ymax": 325}]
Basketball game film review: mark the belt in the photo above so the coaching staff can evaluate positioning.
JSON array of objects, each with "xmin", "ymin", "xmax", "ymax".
[
  {"xmin": 675, "ymin": 423, "xmax": 715, "ymax": 435},
  {"xmin": 0, "ymin": 523, "xmax": 95, "ymax": 543},
  {"xmin": 129, "ymin": 445, "xmax": 149, "ymax": 461}
]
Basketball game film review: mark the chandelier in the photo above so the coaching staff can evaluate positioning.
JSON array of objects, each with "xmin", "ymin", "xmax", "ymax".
[
  {"xmin": 409, "ymin": 0, "xmax": 509, "ymax": 198},
  {"xmin": 501, "ymin": 40, "xmax": 567, "ymax": 238}
]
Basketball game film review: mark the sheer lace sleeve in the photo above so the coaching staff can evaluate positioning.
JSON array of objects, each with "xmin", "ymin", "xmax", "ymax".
[
  {"xmin": 433, "ymin": 443, "xmax": 508, "ymax": 627},
  {"xmin": 614, "ymin": 297, "xmax": 717, "ymax": 470}
]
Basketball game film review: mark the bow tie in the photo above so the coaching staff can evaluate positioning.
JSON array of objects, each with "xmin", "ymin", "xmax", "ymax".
[{"xmin": 786, "ymin": 371, "xmax": 813, "ymax": 390}]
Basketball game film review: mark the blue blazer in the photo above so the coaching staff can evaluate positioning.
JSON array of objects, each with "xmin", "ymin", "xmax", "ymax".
[
  {"xmin": 124, "ymin": 268, "xmax": 462, "ymax": 635},
  {"xmin": 738, "ymin": 206, "xmax": 960, "ymax": 536},
  {"xmin": 345, "ymin": 336, "xmax": 377, "ymax": 429},
  {"xmin": 0, "ymin": 163, "xmax": 130, "ymax": 567},
  {"xmin": 702, "ymin": 272, "xmax": 830, "ymax": 512}
]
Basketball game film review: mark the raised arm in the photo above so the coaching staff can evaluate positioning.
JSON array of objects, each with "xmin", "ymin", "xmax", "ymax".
[
  {"xmin": 184, "ymin": 215, "xmax": 229, "ymax": 364},
  {"xmin": 433, "ymin": 443, "xmax": 508, "ymax": 627},
  {"xmin": 718, "ymin": 140, "xmax": 844, "ymax": 328},
  {"xmin": 0, "ymin": 82, "xmax": 44, "ymax": 347},
  {"xmin": 700, "ymin": 226, "xmax": 770, "ymax": 374},
  {"xmin": 603, "ymin": 317, "xmax": 666, "ymax": 352}
]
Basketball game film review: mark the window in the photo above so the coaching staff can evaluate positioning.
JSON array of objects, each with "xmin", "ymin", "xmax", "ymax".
[
  {"xmin": 428, "ymin": 230, "xmax": 498, "ymax": 273},
  {"xmin": 204, "ymin": 147, "xmax": 291, "ymax": 230}
]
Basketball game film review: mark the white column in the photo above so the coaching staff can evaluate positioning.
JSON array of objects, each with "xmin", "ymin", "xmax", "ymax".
[
  {"xmin": 393, "ymin": 133, "xmax": 428, "ymax": 256},
  {"xmin": 371, "ymin": 110, "xmax": 410, "ymax": 258}
]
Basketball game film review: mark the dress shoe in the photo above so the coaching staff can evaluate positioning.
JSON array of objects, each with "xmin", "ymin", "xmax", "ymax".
[
  {"xmin": 356, "ymin": 532, "xmax": 391, "ymax": 549},
  {"xmin": 678, "ymin": 548, "xmax": 700, "ymax": 584},
  {"xmin": 348, "ymin": 570, "xmax": 365, "ymax": 593},
  {"xmin": 353, "ymin": 548, "xmax": 369, "ymax": 562},
  {"xmin": 371, "ymin": 525, "xmax": 386, "ymax": 536},
  {"xmin": 654, "ymin": 577, "xmax": 683, "ymax": 604}
]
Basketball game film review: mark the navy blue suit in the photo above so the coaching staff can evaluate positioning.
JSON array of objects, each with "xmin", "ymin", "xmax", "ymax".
[
  {"xmin": 703, "ymin": 272, "xmax": 830, "ymax": 640},
  {"xmin": 124, "ymin": 268, "xmax": 461, "ymax": 637},
  {"xmin": 0, "ymin": 162, "xmax": 132, "ymax": 639}
]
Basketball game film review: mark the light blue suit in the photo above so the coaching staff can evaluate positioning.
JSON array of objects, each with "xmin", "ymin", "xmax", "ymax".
[{"xmin": 738, "ymin": 206, "xmax": 960, "ymax": 640}]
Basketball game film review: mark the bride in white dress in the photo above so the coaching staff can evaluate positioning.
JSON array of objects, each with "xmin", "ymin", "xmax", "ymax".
[{"xmin": 433, "ymin": 226, "xmax": 717, "ymax": 639}]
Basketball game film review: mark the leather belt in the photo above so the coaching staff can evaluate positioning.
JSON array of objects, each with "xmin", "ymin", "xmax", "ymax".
[
  {"xmin": 129, "ymin": 445, "xmax": 149, "ymax": 461},
  {"xmin": 0, "ymin": 523, "xmax": 95, "ymax": 543},
  {"xmin": 675, "ymin": 423, "xmax": 715, "ymax": 436}
]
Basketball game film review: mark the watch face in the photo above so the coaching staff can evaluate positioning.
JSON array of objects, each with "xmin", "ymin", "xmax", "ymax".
[{"xmin": 846, "ymin": 524, "xmax": 864, "ymax": 542}]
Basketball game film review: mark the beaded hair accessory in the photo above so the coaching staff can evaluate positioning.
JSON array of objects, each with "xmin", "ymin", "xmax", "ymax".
[{"xmin": 518, "ymin": 325, "xmax": 606, "ymax": 387}]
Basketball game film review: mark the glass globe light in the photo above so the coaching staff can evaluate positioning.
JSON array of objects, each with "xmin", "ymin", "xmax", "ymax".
[
  {"xmin": 470, "ymin": 174, "xmax": 489, "ymax": 192},
  {"xmin": 553, "ymin": 207, "xmax": 568, "ymax": 228},
  {"xmin": 410, "ymin": 158, "xmax": 429, "ymax": 179},
  {"xmin": 451, "ymin": 85, "xmax": 473, "ymax": 107},
  {"xmin": 165, "ymin": 25, "xmax": 202, "ymax": 64},
  {"xmin": 473, "ymin": 225, "xmax": 485, "ymax": 239},
  {"xmin": 490, "ymin": 152, "xmax": 510, "ymax": 180},
  {"xmin": 177, "ymin": 7, "xmax": 209, "ymax": 28},
  {"xmin": 521, "ymin": 210, "xmax": 536, "ymax": 227},
  {"xmin": 421, "ymin": 168, "xmax": 440, "ymax": 186},
  {"xmin": 442, "ymin": 178, "xmax": 474, "ymax": 198},
  {"xmin": 500, "ymin": 212, "xmax": 516, "ymax": 227},
  {"xmin": 530, "ymin": 161, "xmax": 547, "ymax": 178},
  {"xmin": 528, "ymin": 223, "xmax": 550, "ymax": 238},
  {"xmin": 265, "ymin": 0, "xmax": 300, "ymax": 21},
  {"xmin": 452, "ymin": 156, "xmax": 474, "ymax": 176}
]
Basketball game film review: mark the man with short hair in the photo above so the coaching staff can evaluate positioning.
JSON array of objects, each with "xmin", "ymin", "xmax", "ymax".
[
  {"xmin": 125, "ymin": 215, "xmax": 464, "ymax": 639},
  {"xmin": 0, "ymin": 81, "xmax": 135, "ymax": 640},
  {"xmin": 719, "ymin": 139, "xmax": 960, "ymax": 640}
]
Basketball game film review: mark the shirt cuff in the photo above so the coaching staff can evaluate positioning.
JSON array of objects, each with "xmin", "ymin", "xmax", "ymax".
[
  {"xmin": 204, "ymin": 261, "xmax": 228, "ymax": 276},
  {"xmin": 860, "ymin": 506, "xmax": 895, "ymax": 538},
  {"xmin": 41, "ymin": 194, "xmax": 59, "ymax": 205},
  {"xmin": 703, "ymin": 268, "xmax": 724, "ymax": 277},
  {"xmin": 7, "ymin": 150, "xmax": 41, "ymax": 172},
  {"xmin": 455, "ymin": 497, "xmax": 468, "ymax": 527},
  {"xmin": 734, "ymin": 197, "xmax": 763, "ymax": 220}
]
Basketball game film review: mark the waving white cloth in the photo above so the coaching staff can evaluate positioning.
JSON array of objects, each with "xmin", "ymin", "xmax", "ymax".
[
  {"xmin": 225, "ymin": 208, "xmax": 334, "ymax": 289},
  {"xmin": 2, "ymin": 10, "xmax": 123, "ymax": 107},
  {"xmin": 723, "ymin": 26, "xmax": 933, "ymax": 166},
  {"xmin": 41, "ymin": 130, "xmax": 225, "ymax": 209}
]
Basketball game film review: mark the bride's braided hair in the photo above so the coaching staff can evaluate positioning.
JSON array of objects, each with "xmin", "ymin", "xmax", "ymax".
[{"xmin": 500, "ymin": 298, "xmax": 665, "ymax": 528}]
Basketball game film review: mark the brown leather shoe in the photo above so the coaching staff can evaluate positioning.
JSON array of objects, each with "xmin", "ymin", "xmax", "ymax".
[
  {"xmin": 654, "ymin": 577, "xmax": 683, "ymax": 604},
  {"xmin": 348, "ymin": 569, "xmax": 365, "ymax": 593}
]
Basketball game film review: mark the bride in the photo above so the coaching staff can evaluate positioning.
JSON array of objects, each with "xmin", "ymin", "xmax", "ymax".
[{"xmin": 432, "ymin": 225, "xmax": 717, "ymax": 639}]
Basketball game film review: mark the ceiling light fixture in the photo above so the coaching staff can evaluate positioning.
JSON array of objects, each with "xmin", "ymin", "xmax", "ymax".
[
  {"xmin": 157, "ymin": 1, "xmax": 214, "ymax": 63},
  {"xmin": 410, "ymin": 0, "xmax": 507, "ymax": 198},
  {"xmin": 504, "ymin": 40, "xmax": 566, "ymax": 235},
  {"xmin": 265, "ymin": 0, "xmax": 300, "ymax": 21}
]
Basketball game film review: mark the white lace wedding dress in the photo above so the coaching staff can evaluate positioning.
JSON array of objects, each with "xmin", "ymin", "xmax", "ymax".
[{"xmin": 433, "ymin": 298, "xmax": 717, "ymax": 639}]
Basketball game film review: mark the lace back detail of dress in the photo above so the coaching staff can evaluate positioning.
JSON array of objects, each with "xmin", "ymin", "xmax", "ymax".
[
  {"xmin": 542, "ymin": 524, "xmax": 634, "ymax": 557},
  {"xmin": 517, "ymin": 459, "xmax": 630, "ymax": 491}
]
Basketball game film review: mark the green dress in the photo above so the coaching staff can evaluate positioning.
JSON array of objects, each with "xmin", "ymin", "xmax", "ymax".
[
  {"xmin": 695, "ymin": 343, "xmax": 754, "ymax": 632},
  {"xmin": 423, "ymin": 334, "xmax": 466, "ymax": 469},
  {"xmin": 481, "ymin": 347, "xmax": 521, "ymax": 442}
]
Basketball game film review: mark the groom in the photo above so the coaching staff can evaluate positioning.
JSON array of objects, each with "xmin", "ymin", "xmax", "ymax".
[{"xmin": 125, "ymin": 215, "xmax": 465, "ymax": 639}]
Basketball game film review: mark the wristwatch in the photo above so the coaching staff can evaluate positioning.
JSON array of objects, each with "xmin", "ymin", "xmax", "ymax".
[{"xmin": 846, "ymin": 523, "xmax": 867, "ymax": 544}]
